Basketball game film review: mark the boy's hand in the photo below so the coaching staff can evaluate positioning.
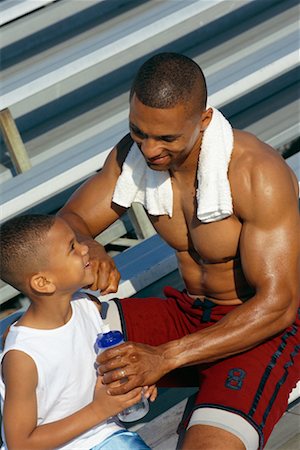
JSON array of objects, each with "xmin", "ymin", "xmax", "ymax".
[
  {"xmin": 143, "ymin": 384, "xmax": 157, "ymax": 402},
  {"xmin": 92, "ymin": 376, "xmax": 145, "ymax": 419}
]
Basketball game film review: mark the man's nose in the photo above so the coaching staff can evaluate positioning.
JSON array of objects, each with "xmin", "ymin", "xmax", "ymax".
[{"xmin": 140, "ymin": 138, "xmax": 162, "ymax": 159}]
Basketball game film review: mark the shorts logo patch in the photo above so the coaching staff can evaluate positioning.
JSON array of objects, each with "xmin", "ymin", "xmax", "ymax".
[{"xmin": 225, "ymin": 368, "xmax": 246, "ymax": 390}]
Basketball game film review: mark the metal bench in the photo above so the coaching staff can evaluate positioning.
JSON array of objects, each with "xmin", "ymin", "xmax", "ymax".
[
  {"xmin": 0, "ymin": 0, "xmax": 56, "ymax": 26},
  {"xmin": 0, "ymin": 0, "xmax": 232, "ymax": 176}
]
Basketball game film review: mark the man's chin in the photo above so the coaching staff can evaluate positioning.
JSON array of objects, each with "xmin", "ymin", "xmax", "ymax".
[{"xmin": 147, "ymin": 162, "xmax": 170, "ymax": 171}]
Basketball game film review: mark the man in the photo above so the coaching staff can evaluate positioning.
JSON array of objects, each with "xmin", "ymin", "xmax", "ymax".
[{"xmin": 58, "ymin": 53, "xmax": 300, "ymax": 449}]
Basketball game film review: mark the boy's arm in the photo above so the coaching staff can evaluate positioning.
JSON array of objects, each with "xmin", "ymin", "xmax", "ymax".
[{"xmin": 2, "ymin": 350, "xmax": 120, "ymax": 450}]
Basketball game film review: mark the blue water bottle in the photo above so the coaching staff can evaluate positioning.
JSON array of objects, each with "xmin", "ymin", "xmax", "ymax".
[{"xmin": 96, "ymin": 324, "xmax": 149, "ymax": 422}]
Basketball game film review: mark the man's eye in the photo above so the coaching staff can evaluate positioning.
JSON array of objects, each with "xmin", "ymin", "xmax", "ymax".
[
  {"xmin": 162, "ymin": 137, "xmax": 176, "ymax": 143},
  {"xmin": 130, "ymin": 127, "xmax": 144, "ymax": 138}
]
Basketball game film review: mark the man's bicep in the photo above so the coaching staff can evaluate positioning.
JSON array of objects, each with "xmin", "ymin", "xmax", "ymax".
[
  {"xmin": 239, "ymin": 189, "xmax": 299, "ymax": 317},
  {"xmin": 2, "ymin": 351, "xmax": 38, "ymax": 446}
]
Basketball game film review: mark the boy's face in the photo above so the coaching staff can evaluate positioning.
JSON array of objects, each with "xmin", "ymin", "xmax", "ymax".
[{"xmin": 44, "ymin": 218, "xmax": 94, "ymax": 293}]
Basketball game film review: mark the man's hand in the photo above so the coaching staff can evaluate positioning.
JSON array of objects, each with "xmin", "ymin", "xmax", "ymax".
[
  {"xmin": 84, "ymin": 238, "xmax": 120, "ymax": 294},
  {"xmin": 97, "ymin": 342, "xmax": 168, "ymax": 395}
]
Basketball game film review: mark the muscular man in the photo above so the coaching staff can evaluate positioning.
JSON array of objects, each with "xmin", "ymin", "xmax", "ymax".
[{"xmin": 58, "ymin": 53, "xmax": 300, "ymax": 450}]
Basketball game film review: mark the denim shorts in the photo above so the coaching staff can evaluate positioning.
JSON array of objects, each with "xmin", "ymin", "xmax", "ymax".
[{"xmin": 90, "ymin": 430, "xmax": 150, "ymax": 450}]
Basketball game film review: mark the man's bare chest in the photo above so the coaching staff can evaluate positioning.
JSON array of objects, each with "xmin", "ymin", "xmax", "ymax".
[{"xmin": 150, "ymin": 189, "xmax": 242, "ymax": 264}]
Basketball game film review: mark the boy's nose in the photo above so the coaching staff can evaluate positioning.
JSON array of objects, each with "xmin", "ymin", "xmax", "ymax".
[{"xmin": 80, "ymin": 243, "xmax": 89, "ymax": 255}]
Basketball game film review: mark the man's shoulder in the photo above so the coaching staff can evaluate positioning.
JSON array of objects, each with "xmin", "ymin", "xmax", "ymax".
[
  {"xmin": 230, "ymin": 129, "xmax": 296, "ymax": 218},
  {"xmin": 101, "ymin": 133, "xmax": 133, "ymax": 176},
  {"xmin": 233, "ymin": 129, "xmax": 273, "ymax": 155},
  {"xmin": 99, "ymin": 133, "xmax": 133, "ymax": 176},
  {"xmin": 115, "ymin": 133, "xmax": 134, "ymax": 167},
  {"xmin": 231, "ymin": 129, "xmax": 285, "ymax": 174}
]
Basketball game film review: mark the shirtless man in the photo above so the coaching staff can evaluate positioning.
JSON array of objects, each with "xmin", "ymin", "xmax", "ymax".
[{"xmin": 58, "ymin": 53, "xmax": 300, "ymax": 450}]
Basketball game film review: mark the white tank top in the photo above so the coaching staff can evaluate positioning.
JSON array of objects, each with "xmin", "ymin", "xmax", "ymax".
[{"xmin": 0, "ymin": 293, "xmax": 122, "ymax": 449}]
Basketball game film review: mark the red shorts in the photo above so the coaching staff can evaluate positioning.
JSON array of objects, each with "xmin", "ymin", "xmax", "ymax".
[{"xmin": 115, "ymin": 287, "xmax": 300, "ymax": 448}]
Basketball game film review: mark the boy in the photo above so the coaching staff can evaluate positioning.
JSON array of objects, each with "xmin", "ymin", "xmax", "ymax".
[{"xmin": 0, "ymin": 214, "xmax": 154, "ymax": 450}]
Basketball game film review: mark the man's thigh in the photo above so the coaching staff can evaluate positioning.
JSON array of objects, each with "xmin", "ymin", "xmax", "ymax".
[
  {"xmin": 183, "ymin": 424, "xmax": 247, "ymax": 450},
  {"xmin": 108, "ymin": 288, "xmax": 234, "ymax": 344},
  {"xmin": 188, "ymin": 324, "xmax": 300, "ymax": 449}
]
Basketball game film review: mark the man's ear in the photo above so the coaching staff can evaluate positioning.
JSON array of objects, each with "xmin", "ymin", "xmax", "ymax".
[
  {"xmin": 30, "ymin": 273, "xmax": 56, "ymax": 294},
  {"xmin": 200, "ymin": 107, "xmax": 213, "ymax": 131}
]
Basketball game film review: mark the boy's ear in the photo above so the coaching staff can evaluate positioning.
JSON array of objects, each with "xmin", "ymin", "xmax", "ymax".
[{"xmin": 30, "ymin": 273, "xmax": 56, "ymax": 294}]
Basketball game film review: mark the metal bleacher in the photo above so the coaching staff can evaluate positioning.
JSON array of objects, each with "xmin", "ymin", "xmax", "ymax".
[{"xmin": 0, "ymin": 0, "xmax": 299, "ymax": 305}]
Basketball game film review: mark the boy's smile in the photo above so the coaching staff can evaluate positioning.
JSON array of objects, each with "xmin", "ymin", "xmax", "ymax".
[{"xmin": 44, "ymin": 217, "xmax": 95, "ymax": 292}]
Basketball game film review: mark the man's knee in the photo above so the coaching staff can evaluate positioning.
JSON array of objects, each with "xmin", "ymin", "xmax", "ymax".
[{"xmin": 181, "ymin": 424, "xmax": 246, "ymax": 450}]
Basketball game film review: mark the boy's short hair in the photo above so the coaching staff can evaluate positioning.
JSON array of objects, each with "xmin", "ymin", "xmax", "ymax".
[{"xmin": 0, "ymin": 214, "xmax": 56, "ymax": 291}]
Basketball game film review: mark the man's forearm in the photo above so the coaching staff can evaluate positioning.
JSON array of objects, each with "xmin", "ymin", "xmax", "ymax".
[{"xmin": 160, "ymin": 293, "xmax": 296, "ymax": 371}]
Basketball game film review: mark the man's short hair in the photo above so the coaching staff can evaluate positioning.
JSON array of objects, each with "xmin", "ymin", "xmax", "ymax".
[
  {"xmin": 0, "ymin": 214, "xmax": 55, "ymax": 291},
  {"xmin": 130, "ymin": 52, "xmax": 207, "ymax": 113}
]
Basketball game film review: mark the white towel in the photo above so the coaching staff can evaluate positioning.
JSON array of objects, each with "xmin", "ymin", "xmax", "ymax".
[{"xmin": 112, "ymin": 107, "xmax": 234, "ymax": 223}]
